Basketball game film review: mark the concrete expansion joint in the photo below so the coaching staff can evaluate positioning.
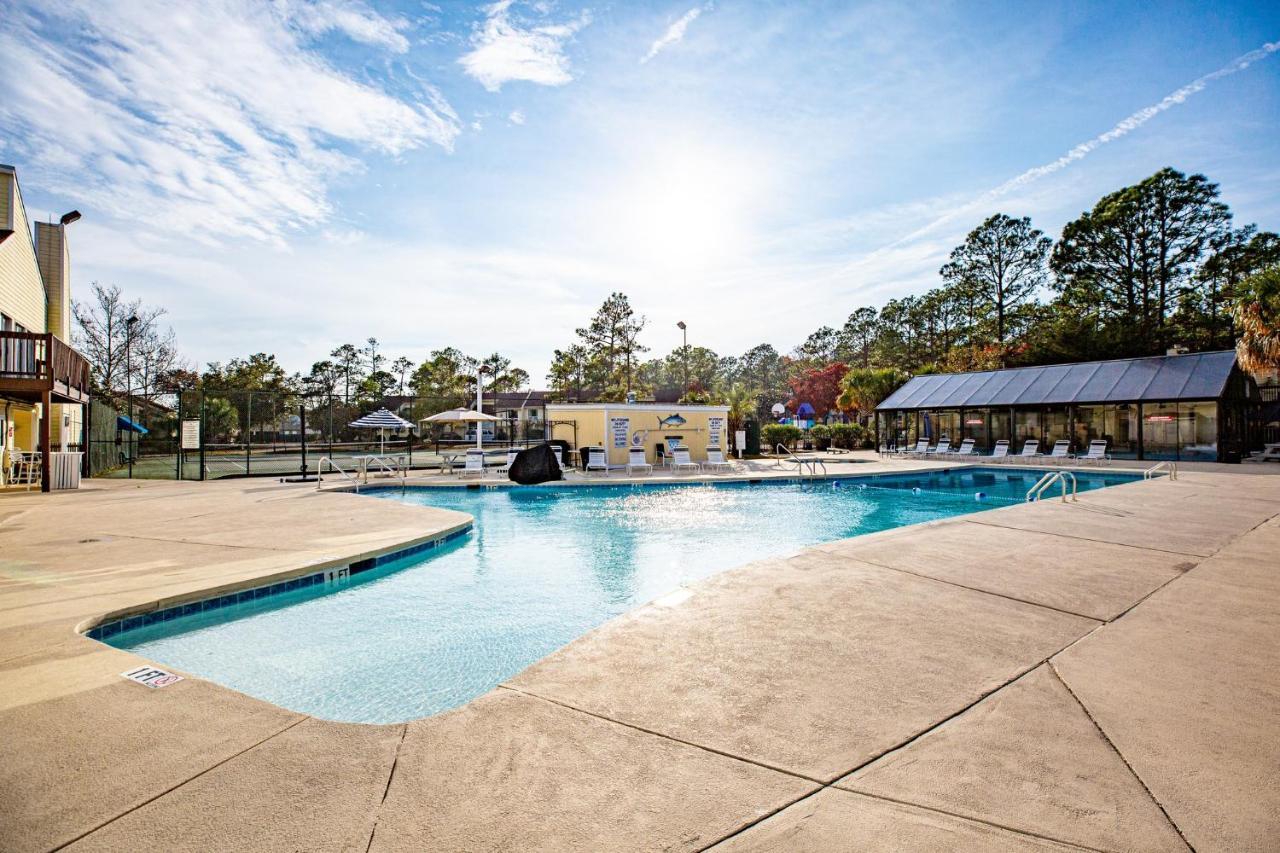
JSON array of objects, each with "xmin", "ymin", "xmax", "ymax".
[
  {"xmin": 1046, "ymin": 663, "xmax": 1195, "ymax": 853},
  {"xmin": 53, "ymin": 715, "xmax": 311, "ymax": 852},
  {"xmin": 363, "ymin": 723, "xmax": 409, "ymax": 853}
]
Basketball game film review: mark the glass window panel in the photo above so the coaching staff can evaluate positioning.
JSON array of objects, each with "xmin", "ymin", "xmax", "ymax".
[
  {"xmin": 1074, "ymin": 405, "xmax": 1106, "ymax": 450},
  {"xmin": 1142, "ymin": 402, "xmax": 1179, "ymax": 459},
  {"xmin": 1044, "ymin": 406, "xmax": 1070, "ymax": 448},
  {"xmin": 989, "ymin": 410, "xmax": 1011, "ymax": 447},
  {"xmin": 1014, "ymin": 409, "xmax": 1043, "ymax": 451},
  {"xmin": 1178, "ymin": 402, "xmax": 1218, "ymax": 461},
  {"xmin": 1105, "ymin": 404, "xmax": 1139, "ymax": 458},
  {"xmin": 962, "ymin": 409, "xmax": 990, "ymax": 450}
]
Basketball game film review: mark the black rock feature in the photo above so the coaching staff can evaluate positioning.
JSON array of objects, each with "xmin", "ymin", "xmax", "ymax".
[{"xmin": 508, "ymin": 443, "xmax": 565, "ymax": 485}]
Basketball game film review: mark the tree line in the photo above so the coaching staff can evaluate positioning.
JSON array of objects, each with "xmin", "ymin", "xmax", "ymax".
[
  {"xmin": 548, "ymin": 167, "xmax": 1279, "ymax": 421},
  {"xmin": 74, "ymin": 166, "xmax": 1279, "ymax": 436}
]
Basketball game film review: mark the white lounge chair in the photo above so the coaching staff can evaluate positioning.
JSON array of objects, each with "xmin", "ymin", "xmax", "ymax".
[
  {"xmin": 495, "ymin": 449, "xmax": 520, "ymax": 476},
  {"xmin": 1080, "ymin": 440, "xmax": 1111, "ymax": 465},
  {"xmin": 1012, "ymin": 439, "xmax": 1041, "ymax": 462},
  {"xmin": 952, "ymin": 438, "xmax": 977, "ymax": 456},
  {"xmin": 900, "ymin": 439, "xmax": 930, "ymax": 457},
  {"xmin": 926, "ymin": 438, "xmax": 951, "ymax": 457},
  {"xmin": 585, "ymin": 448, "xmax": 609, "ymax": 475},
  {"xmin": 547, "ymin": 445, "xmax": 566, "ymax": 472},
  {"xmin": 988, "ymin": 439, "xmax": 1010, "ymax": 461},
  {"xmin": 626, "ymin": 447, "xmax": 652, "ymax": 475},
  {"xmin": 1046, "ymin": 440, "xmax": 1072, "ymax": 464},
  {"xmin": 459, "ymin": 450, "xmax": 486, "ymax": 478},
  {"xmin": 670, "ymin": 447, "xmax": 701, "ymax": 474},
  {"xmin": 703, "ymin": 446, "xmax": 733, "ymax": 472}
]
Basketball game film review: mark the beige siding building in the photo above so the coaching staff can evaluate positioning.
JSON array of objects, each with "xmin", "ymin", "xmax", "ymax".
[{"xmin": 1, "ymin": 164, "xmax": 91, "ymax": 489}]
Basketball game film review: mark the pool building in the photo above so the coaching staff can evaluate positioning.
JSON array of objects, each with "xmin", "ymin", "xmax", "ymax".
[{"xmin": 875, "ymin": 350, "xmax": 1260, "ymax": 463}]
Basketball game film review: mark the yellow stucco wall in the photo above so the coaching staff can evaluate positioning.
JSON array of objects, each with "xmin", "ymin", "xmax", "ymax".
[
  {"xmin": 0, "ymin": 170, "xmax": 48, "ymax": 333},
  {"xmin": 546, "ymin": 404, "xmax": 731, "ymax": 467}
]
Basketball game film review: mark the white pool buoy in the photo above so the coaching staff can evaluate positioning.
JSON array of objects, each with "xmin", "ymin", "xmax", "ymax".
[
  {"xmin": 912, "ymin": 486, "xmax": 921, "ymax": 495},
  {"xmin": 975, "ymin": 492, "xmax": 986, "ymax": 501}
]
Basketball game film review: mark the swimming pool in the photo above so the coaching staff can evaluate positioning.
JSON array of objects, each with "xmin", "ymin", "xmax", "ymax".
[{"xmin": 101, "ymin": 467, "xmax": 1140, "ymax": 722}]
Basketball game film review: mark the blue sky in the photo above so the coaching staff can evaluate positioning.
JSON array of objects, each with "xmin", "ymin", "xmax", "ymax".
[{"xmin": 2, "ymin": 1, "xmax": 1278, "ymax": 381}]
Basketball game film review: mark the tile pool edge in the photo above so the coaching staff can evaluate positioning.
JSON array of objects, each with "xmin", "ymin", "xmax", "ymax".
[{"xmin": 76, "ymin": 521, "xmax": 473, "ymax": 641}]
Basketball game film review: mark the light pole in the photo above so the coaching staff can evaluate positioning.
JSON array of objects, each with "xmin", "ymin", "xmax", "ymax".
[
  {"xmin": 125, "ymin": 314, "xmax": 138, "ymax": 477},
  {"xmin": 475, "ymin": 364, "xmax": 492, "ymax": 450},
  {"xmin": 677, "ymin": 320, "xmax": 688, "ymax": 392}
]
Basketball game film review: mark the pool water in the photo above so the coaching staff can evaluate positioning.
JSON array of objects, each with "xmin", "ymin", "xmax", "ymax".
[{"xmin": 105, "ymin": 467, "xmax": 1139, "ymax": 722}]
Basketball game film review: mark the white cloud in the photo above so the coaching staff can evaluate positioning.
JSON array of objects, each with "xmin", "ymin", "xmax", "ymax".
[
  {"xmin": 0, "ymin": 0, "xmax": 459, "ymax": 245},
  {"xmin": 508, "ymin": 109, "xmax": 526, "ymax": 125},
  {"xmin": 459, "ymin": 0, "xmax": 591, "ymax": 92},
  {"xmin": 640, "ymin": 4, "xmax": 708, "ymax": 64},
  {"xmin": 274, "ymin": 0, "xmax": 412, "ymax": 53}
]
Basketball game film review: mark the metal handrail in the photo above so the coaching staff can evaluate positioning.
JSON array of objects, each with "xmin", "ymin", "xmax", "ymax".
[
  {"xmin": 774, "ymin": 443, "xmax": 827, "ymax": 477},
  {"xmin": 1026, "ymin": 470, "xmax": 1077, "ymax": 503},
  {"xmin": 317, "ymin": 456, "xmax": 359, "ymax": 492},
  {"xmin": 1144, "ymin": 460, "xmax": 1178, "ymax": 480}
]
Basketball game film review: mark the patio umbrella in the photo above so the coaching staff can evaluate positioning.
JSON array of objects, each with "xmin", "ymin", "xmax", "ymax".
[
  {"xmin": 419, "ymin": 408, "xmax": 499, "ymax": 451},
  {"xmin": 349, "ymin": 408, "xmax": 414, "ymax": 453}
]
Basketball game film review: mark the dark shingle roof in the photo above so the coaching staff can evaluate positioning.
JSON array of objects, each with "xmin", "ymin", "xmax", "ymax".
[{"xmin": 877, "ymin": 351, "xmax": 1238, "ymax": 411}]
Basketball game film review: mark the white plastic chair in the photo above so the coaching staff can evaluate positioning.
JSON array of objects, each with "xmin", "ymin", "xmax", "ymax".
[
  {"xmin": 14, "ymin": 451, "xmax": 40, "ymax": 490},
  {"xmin": 586, "ymin": 448, "xmax": 609, "ymax": 475},
  {"xmin": 989, "ymin": 440, "xmax": 1010, "ymax": 461},
  {"xmin": 671, "ymin": 447, "xmax": 701, "ymax": 474},
  {"xmin": 1013, "ymin": 439, "xmax": 1041, "ymax": 462},
  {"xmin": 626, "ymin": 447, "xmax": 652, "ymax": 475},
  {"xmin": 703, "ymin": 446, "xmax": 733, "ymax": 472},
  {"xmin": 1046, "ymin": 440, "xmax": 1072, "ymax": 464},
  {"xmin": 1080, "ymin": 440, "xmax": 1111, "ymax": 465},
  {"xmin": 459, "ymin": 450, "xmax": 486, "ymax": 478},
  {"xmin": 495, "ymin": 449, "xmax": 520, "ymax": 475}
]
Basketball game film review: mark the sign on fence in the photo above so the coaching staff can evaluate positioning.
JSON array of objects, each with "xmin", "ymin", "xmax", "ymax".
[{"xmin": 181, "ymin": 419, "xmax": 201, "ymax": 450}]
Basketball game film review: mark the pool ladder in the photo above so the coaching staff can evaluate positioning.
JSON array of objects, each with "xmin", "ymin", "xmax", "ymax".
[
  {"xmin": 1026, "ymin": 470, "xmax": 1077, "ymax": 503},
  {"xmin": 774, "ymin": 444, "xmax": 827, "ymax": 478},
  {"xmin": 1144, "ymin": 460, "xmax": 1178, "ymax": 480},
  {"xmin": 317, "ymin": 457, "xmax": 359, "ymax": 493}
]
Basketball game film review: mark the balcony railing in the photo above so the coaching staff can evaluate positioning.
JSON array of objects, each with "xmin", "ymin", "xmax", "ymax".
[{"xmin": 0, "ymin": 331, "xmax": 91, "ymax": 402}]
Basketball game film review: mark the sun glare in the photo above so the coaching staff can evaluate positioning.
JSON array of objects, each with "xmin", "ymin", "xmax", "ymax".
[{"xmin": 609, "ymin": 143, "xmax": 758, "ymax": 271}]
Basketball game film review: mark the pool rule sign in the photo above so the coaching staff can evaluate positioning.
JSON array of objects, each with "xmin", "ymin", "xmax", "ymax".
[{"xmin": 611, "ymin": 416, "xmax": 629, "ymax": 448}]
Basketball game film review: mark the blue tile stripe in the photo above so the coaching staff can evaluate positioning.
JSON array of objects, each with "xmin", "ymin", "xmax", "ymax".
[{"xmin": 85, "ymin": 525, "xmax": 471, "ymax": 641}]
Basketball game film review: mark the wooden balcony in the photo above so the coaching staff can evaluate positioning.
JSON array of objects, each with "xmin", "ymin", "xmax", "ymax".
[{"xmin": 0, "ymin": 331, "xmax": 91, "ymax": 404}]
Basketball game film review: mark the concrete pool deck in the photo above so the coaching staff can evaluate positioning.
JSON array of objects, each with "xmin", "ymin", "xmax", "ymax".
[{"xmin": 0, "ymin": 459, "xmax": 1277, "ymax": 851}]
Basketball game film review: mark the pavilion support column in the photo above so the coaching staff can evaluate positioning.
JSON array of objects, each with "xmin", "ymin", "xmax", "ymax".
[{"xmin": 39, "ymin": 391, "xmax": 52, "ymax": 493}]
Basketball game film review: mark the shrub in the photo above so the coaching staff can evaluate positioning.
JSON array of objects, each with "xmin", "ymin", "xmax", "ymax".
[{"xmin": 762, "ymin": 423, "xmax": 803, "ymax": 450}]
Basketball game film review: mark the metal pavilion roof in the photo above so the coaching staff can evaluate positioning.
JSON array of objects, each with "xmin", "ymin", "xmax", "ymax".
[{"xmin": 876, "ymin": 350, "xmax": 1238, "ymax": 411}]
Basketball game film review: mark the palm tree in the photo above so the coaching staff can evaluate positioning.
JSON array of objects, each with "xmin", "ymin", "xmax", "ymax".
[
  {"xmin": 1234, "ymin": 267, "xmax": 1280, "ymax": 374},
  {"xmin": 837, "ymin": 367, "xmax": 910, "ymax": 423},
  {"xmin": 722, "ymin": 383, "xmax": 756, "ymax": 452}
]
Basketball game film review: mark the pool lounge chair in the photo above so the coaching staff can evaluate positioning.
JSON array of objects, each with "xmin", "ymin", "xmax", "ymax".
[
  {"xmin": 670, "ymin": 447, "xmax": 701, "ymax": 474},
  {"xmin": 952, "ymin": 438, "xmax": 978, "ymax": 456},
  {"xmin": 1079, "ymin": 440, "xmax": 1111, "ymax": 465},
  {"xmin": 704, "ymin": 446, "xmax": 733, "ymax": 472},
  {"xmin": 900, "ymin": 439, "xmax": 930, "ymax": 457},
  {"xmin": 926, "ymin": 439, "xmax": 951, "ymax": 457},
  {"xmin": 586, "ymin": 448, "xmax": 609, "ymax": 475},
  {"xmin": 495, "ymin": 449, "xmax": 520, "ymax": 476},
  {"xmin": 626, "ymin": 447, "xmax": 653, "ymax": 476},
  {"xmin": 988, "ymin": 439, "xmax": 1010, "ymax": 461},
  {"xmin": 1046, "ymin": 440, "xmax": 1072, "ymax": 464},
  {"xmin": 547, "ymin": 445, "xmax": 566, "ymax": 473},
  {"xmin": 459, "ymin": 450, "xmax": 486, "ymax": 478},
  {"xmin": 1012, "ymin": 439, "xmax": 1041, "ymax": 462}
]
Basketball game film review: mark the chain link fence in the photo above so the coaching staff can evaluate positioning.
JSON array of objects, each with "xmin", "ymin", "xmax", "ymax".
[{"xmin": 90, "ymin": 391, "xmax": 550, "ymax": 480}]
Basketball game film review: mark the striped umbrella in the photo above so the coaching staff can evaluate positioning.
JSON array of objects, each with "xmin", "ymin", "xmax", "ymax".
[{"xmin": 349, "ymin": 408, "xmax": 414, "ymax": 453}]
